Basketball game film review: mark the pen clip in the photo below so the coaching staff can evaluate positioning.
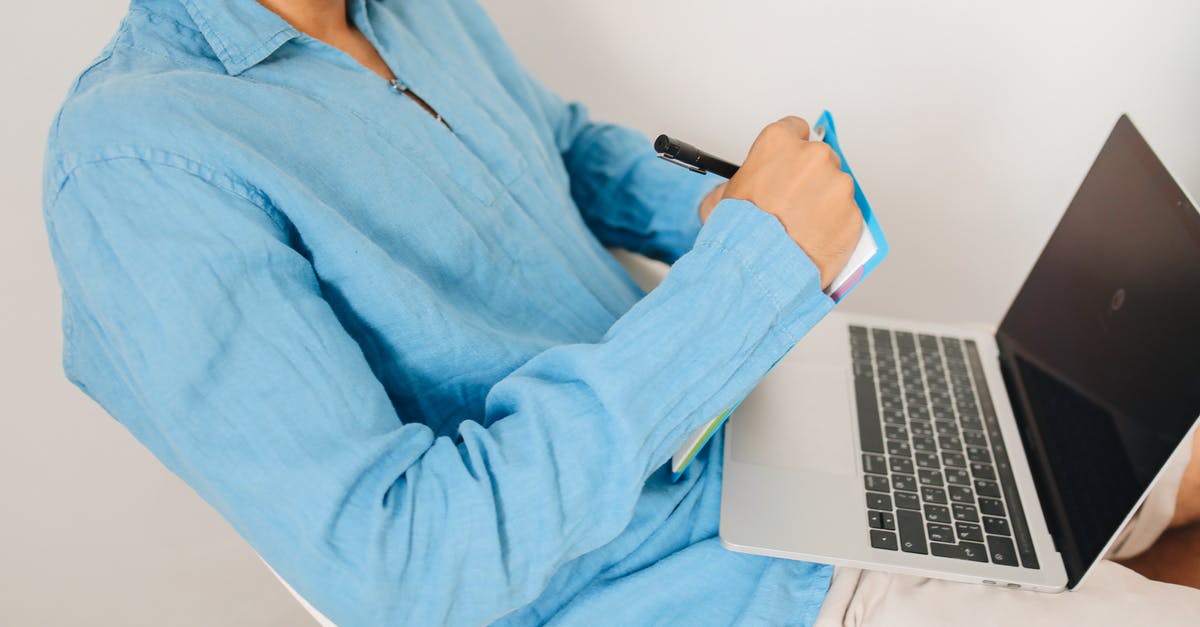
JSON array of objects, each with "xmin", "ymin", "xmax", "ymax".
[{"xmin": 657, "ymin": 153, "xmax": 707, "ymax": 175}]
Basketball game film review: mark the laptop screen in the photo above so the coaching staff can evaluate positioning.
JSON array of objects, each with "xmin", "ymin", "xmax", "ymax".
[{"xmin": 995, "ymin": 115, "xmax": 1200, "ymax": 588}]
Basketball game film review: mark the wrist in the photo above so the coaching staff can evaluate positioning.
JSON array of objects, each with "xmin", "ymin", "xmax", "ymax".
[
  {"xmin": 698, "ymin": 181, "xmax": 727, "ymax": 224},
  {"xmin": 694, "ymin": 199, "xmax": 835, "ymax": 337}
]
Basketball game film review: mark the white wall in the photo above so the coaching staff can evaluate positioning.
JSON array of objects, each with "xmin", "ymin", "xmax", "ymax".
[
  {"xmin": 482, "ymin": 0, "xmax": 1200, "ymax": 322},
  {"xmin": 1, "ymin": 1, "xmax": 1197, "ymax": 624},
  {"xmin": 0, "ymin": 3, "xmax": 314, "ymax": 625}
]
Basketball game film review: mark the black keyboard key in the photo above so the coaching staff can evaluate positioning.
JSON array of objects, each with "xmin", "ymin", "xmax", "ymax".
[
  {"xmin": 942, "ymin": 452, "xmax": 967, "ymax": 468},
  {"xmin": 970, "ymin": 462, "xmax": 996, "ymax": 480},
  {"xmin": 918, "ymin": 468, "xmax": 944, "ymax": 487},
  {"xmin": 895, "ymin": 491, "xmax": 921, "ymax": 511},
  {"xmin": 854, "ymin": 375, "xmax": 885, "ymax": 454},
  {"xmin": 927, "ymin": 523, "xmax": 955, "ymax": 544},
  {"xmin": 960, "ymin": 541, "xmax": 988, "ymax": 562},
  {"xmin": 979, "ymin": 497, "xmax": 1006, "ymax": 517},
  {"xmin": 961, "ymin": 416, "xmax": 984, "ymax": 431},
  {"xmin": 987, "ymin": 535, "xmax": 1019, "ymax": 566},
  {"xmin": 883, "ymin": 409, "xmax": 906, "ymax": 425},
  {"xmin": 862, "ymin": 453, "xmax": 887, "ymax": 475},
  {"xmin": 983, "ymin": 516, "xmax": 1011, "ymax": 536},
  {"xmin": 966, "ymin": 446, "xmax": 991, "ymax": 463},
  {"xmin": 952, "ymin": 503, "xmax": 980, "ymax": 523},
  {"xmin": 963, "ymin": 430, "xmax": 987, "ymax": 447},
  {"xmin": 924, "ymin": 504, "xmax": 951, "ymax": 523},
  {"xmin": 946, "ymin": 468, "xmax": 971, "ymax": 486},
  {"xmin": 948, "ymin": 486, "xmax": 975, "ymax": 504},
  {"xmin": 935, "ymin": 422, "xmax": 960, "ymax": 437},
  {"xmin": 887, "ymin": 440, "xmax": 912, "ymax": 457},
  {"xmin": 884, "ymin": 424, "xmax": 908, "ymax": 440},
  {"xmin": 909, "ymin": 421, "xmax": 933, "ymax": 437},
  {"xmin": 939, "ymin": 435, "xmax": 964, "ymax": 451},
  {"xmin": 896, "ymin": 509, "xmax": 928, "ymax": 554},
  {"xmin": 929, "ymin": 539, "xmax": 987, "ymax": 563},
  {"xmin": 867, "ymin": 492, "xmax": 893, "ymax": 511},
  {"xmin": 915, "ymin": 452, "xmax": 940, "ymax": 469},
  {"xmin": 890, "ymin": 457, "xmax": 914, "ymax": 475},
  {"xmin": 921, "ymin": 486, "xmax": 947, "ymax": 504},
  {"xmin": 864, "ymin": 474, "xmax": 890, "ymax": 492},
  {"xmin": 880, "ymin": 511, "xmax": 896, "ymax": 531},
  {"xmin": 957, "ymin": 523, "xmax": 984, "ymax": 542},
  {"xmin": 870, "ymin": 529, "xmax": 898, "ymax": 551},
  {"xmin": 930, "ymin": 542, "xmax": 963, "ymax": 560},
  {"xmin": 929, "ymin": 541, "xmax": 985, "ymax": 562},
  {"xmin": 892, "ymin": 474, "xmax": 918, "ymax": 492},
  {"xmin": 912, "ymin": 436, "xmax": 937, "ymax": 453},
  {"xmin": 975, "ymin": 479, "xmax": 1001, "ymax": 498},
  {"xmin": 868, "ymin": 510, "xmax": 884, "ymax": 529}
]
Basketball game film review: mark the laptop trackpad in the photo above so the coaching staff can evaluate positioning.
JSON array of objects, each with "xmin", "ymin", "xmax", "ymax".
[{"xmin": 729, "ymin": 365, "xmax": 855, "ymax": 476}]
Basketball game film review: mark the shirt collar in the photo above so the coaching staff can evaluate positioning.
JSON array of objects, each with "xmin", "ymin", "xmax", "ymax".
[{"xmin": 177, "ymin": 0, "xmax": 301, "ymax": 75}]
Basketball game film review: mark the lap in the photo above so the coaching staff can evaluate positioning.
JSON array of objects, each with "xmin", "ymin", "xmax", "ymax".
[{"xmin": 815, "ymin": 561, "xmax": 1200, "ymax": 627}]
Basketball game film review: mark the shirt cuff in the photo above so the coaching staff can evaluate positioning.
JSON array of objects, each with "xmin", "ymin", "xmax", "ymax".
[{"xmin": 692, "ymin": 198, "xmax": 835, "ymax": 341}]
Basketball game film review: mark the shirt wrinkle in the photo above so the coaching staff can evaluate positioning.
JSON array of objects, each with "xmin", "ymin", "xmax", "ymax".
[
  {"xmin": 51, "ymin": 150, "xmax": 288, "ymax": 232},
  {"xmin": 44, "ymin": 1, "xmax": 836, "ymax": 625}
]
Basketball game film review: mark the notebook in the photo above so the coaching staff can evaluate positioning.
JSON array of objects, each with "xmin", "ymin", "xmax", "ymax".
[{"xmin": 671, "ymin": 111, "xmax": 888, "ymax": 476}]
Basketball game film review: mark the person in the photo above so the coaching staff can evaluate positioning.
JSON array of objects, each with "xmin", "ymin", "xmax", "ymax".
[{"xmin": 42, "ymin": 1, "xmax": 1199, "ymax": 625}]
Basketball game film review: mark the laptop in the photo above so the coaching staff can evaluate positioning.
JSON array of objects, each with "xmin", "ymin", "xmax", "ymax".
[{"xmin": 718, "ymin": 114, "xmax": 1200, "ymax": 592}]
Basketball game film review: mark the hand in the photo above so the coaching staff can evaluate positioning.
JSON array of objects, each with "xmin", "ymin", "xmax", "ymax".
[
  {"xmin": 698, "ymin": 181, "xmax": 727, "ymax": 224},
  {"xmin": 723, "ymin": 117, "xmax": 864, "ymax": 290}
]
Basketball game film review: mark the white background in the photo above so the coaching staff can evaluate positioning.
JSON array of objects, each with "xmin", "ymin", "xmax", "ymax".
[{"xmin": 1, "ymin": 1, "xmax": 1197, "ymax": 624}]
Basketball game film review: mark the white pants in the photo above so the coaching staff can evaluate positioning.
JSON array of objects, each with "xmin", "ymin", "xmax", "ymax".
[{"xmin": 815, "ymin": 441, "xmax": 1200, "ymax": 627}]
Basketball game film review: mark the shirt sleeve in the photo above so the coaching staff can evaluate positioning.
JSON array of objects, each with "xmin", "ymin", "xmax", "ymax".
[
  {"xmin": 519, "ymin": 72, "xmax": 723, "ymax": 264},
  {"xmin": 44, "ymin": 157, "xmax": 832, "ymax": 625}
]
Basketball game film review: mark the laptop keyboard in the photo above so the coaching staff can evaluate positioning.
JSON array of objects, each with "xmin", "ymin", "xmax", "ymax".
[{"xmin": 851, "ymin": 325, "xmax": 1040, "ymax": 569}]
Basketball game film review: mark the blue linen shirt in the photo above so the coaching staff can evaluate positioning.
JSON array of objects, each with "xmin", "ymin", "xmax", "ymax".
[{"xmin": 43, "ymin": 0, "xmax": 836, "ymax": 624}]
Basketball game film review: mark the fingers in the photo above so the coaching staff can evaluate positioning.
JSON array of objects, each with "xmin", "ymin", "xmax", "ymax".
[
  {"xmin": 775, "ymin": 115, "xmax": 811, "ymax": 140},
  {"xmin": 760, "ymin": 117, "xmax": 840, "ymax": 168}
]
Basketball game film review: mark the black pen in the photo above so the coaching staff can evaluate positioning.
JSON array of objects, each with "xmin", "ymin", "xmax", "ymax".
[{"xmin": 654, "ymin": 134, "xmax": 740, "ymax": 179}]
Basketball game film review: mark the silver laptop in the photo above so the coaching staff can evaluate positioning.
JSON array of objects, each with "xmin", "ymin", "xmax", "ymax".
[{"xmin": 719, "ymin": 115, "xmax": 1200, "ymax": 592}]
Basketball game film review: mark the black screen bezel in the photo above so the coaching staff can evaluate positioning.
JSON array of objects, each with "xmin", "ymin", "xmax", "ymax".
[{"xmin": 994, "ymin": 114, "xmax": 1200, "ymax": 588}]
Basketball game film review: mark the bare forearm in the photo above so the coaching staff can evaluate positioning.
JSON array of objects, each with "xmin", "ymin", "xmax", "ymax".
[{"xmin": 1120, "ymin": 523, "xmax": 1200, "ymax": 589}]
